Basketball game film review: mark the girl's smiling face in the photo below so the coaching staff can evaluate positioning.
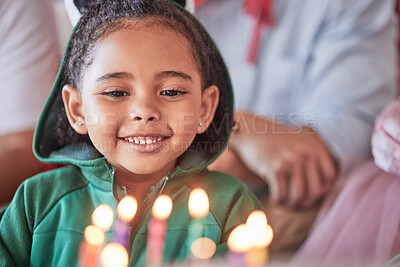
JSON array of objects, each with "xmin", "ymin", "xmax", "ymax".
[{"xmin": 62, "ymin": 22, "xmax": 219, "ymax": 182}]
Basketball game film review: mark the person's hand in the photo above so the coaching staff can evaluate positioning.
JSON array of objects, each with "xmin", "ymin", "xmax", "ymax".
[{"xmin": 227, "ymin": 112, "xmax": 337, "ymax": 208}]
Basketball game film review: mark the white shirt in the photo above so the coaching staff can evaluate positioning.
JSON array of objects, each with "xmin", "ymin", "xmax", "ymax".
[
  {"xmin": 196, "ymin": 0, "xmax": 398, "ymax": 174},
  {"xmin": 0, "ymin": 0, "xmax": 60, "ymax": 135}
]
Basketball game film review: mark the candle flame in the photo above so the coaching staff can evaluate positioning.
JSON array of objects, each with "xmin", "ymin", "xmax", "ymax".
[
  {"xmin": 246, "ymin": 210, "xmax": 268, "ymax": 228},
  {"xmin": 191, "ymin": 237, "xmax": 216, "ymax": 260},
  {"xmin": 91, "ymin": 204, "xmax": 114, "ymax": 232},
  {"xmin": 252, "ymin": 225, "xmax": 273, "ymax": 248},
  {"xmin": 84, "ymin": 225, "xmax": 105, "ymax": 246},
  {"xmin": 188, "ymin": 188, "xmax": 209, "ymax": 219},
  {"xmin": 152, "ymin": 195, "xmax": 173, "ymax": 220},
  {"xmin": 100, "ymin": 243, "xmax": 129, "ymax": 267},
  {"xmin": 246, "ymin": 210, "xmax": 273, "ymax": 248},
  {"xmin": 117, "ymin": 196, "xmax": 138, "ymax": 222},
  {"xmin": 227, "ymin": 224, "xmax": 252, "ymax": 253}
]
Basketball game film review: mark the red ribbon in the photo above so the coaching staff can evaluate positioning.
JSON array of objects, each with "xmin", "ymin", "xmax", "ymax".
[
  {"xmin": 245, "ymin": 0, "xmax": 275, "ymax": 64},
  {"xmin": 194, "ymin": 0, "xmax": 209, "ymax": 8},
  {"xmin": 194, "ymin": 0, "xmax": 274, "ymax": 64}
]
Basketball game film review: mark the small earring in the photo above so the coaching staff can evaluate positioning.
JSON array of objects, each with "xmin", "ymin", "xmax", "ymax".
[
  {"xmin": 199, "ymin": 122, "xmax": 203, "ymax": 127},
  {"xmin": 77, "ymin": 121, "xmax": 84, "ymax": 126}
]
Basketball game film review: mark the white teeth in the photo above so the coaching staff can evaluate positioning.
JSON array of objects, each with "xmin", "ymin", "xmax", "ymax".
[{"xmin": 124, "ymin": 136, "xmax": 165, "ymax": 144}]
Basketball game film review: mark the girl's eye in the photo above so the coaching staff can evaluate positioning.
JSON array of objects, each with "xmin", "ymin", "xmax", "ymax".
[
  {"xmin": 160, "ymin": 89, "xmax": 187, "ymax": 97},
  {"xmin": 102, "ymin": 90, "xmax": 129, "ymax": 98}
]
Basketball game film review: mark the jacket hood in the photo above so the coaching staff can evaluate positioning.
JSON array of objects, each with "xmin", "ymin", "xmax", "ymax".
[{"xmin": 33, "ymin": 0, "xmax": 234, "ymax": 178}]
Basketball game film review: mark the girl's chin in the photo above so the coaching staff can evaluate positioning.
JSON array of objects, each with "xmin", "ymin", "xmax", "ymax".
[{"xmin": 112, "ymin": 162, "xmax": 175, "ymax": 179}]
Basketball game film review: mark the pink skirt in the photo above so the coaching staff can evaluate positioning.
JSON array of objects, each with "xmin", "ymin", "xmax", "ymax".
[{"xmin": 292, "ymin": 160, "xmax": 400, "ymax": 266}]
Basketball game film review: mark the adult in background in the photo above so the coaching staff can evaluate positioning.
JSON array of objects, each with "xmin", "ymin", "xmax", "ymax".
[
  {"xmin": 195, "ymin": 0, "xmax": 398, "ymax": 254},
  {"xmin": 0, "ymin": 0, "xmax": 60, "ymax": 204}
]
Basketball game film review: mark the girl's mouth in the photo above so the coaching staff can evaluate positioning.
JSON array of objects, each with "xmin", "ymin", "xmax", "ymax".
[
  {"xmin": 120, "ymin": 135, "xmax": 170, "ymax": 153},
  {"xmin": 123, "ymin": 136, "xmax": 168, "ymax": 144}
]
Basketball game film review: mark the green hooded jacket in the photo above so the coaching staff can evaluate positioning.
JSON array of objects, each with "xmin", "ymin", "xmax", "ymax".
[{"xmin": 0, "ymin": 1, "xmax": 263, "ymax": 266}]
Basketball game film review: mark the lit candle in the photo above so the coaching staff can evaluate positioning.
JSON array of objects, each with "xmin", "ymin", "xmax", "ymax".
[
  {"xmin": 79, "ymin": 204, "xmax": 113, "ymax": 267},
  {"xmin": 147, "ymin": 194, "xmax": 173, "ymax": 267},
  {"xmin": 78, "ymin": 225, "xmax": 105, "ymax": 267},
  {"xmin": 100, "ymin": 243, "xmax": 129, "ymax": 267},
  {"xmin": 186, "ymin": 188, "xmax": 209, "ymax": 258},
  {"xmin": 114, "ymin": 196, "xmax": 138, "ymax": 247},
  {"xmin": 227, "ymin": 224, "xmax": 252, "ymax": 266},
  {"xmin": 188, "ymin": 188, "xmax": 209, "ymax": 219},
  {"xmin": 91, "ymin": 204, "xmax": 114, "ymax": 232},
  {"xmin": 245, "ymin": 210, "xmax": 274, "ymax": 267}
]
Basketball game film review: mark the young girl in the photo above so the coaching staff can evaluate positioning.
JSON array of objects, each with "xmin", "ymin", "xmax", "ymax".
[{"xmin": 0, "ymin": 0, "xmax": 263, "ymax": 265}]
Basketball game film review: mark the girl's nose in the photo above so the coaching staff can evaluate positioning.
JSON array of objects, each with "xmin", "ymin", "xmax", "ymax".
[
  {"xmin": 129, "ymin": 104, "xmax": 160, "ymax": 124},
  {"xmin": 130, "ymin": 113, "xmax": 159, "ymax": 123}
]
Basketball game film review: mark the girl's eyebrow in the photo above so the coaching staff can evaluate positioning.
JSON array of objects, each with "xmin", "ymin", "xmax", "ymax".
[
  {"xmin": 96, "ymin": 72, "xmax": 133, "ymax": 83},
  {"xmin": 95, "ymin": 70, "xmax": 193, "ymax": 83},
  {"xmin": 156, "ymin": 71, "xmax": 193, "ymax": 82}
]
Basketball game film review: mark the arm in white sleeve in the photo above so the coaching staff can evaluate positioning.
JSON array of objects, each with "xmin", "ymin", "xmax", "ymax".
[
  {"xmin": 0, "ymin": 0, "xmax": 60, "ymax": 135},
  {"xmin": 298, "ymin": 0, "xmax": 398, "ymax": 175}
]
